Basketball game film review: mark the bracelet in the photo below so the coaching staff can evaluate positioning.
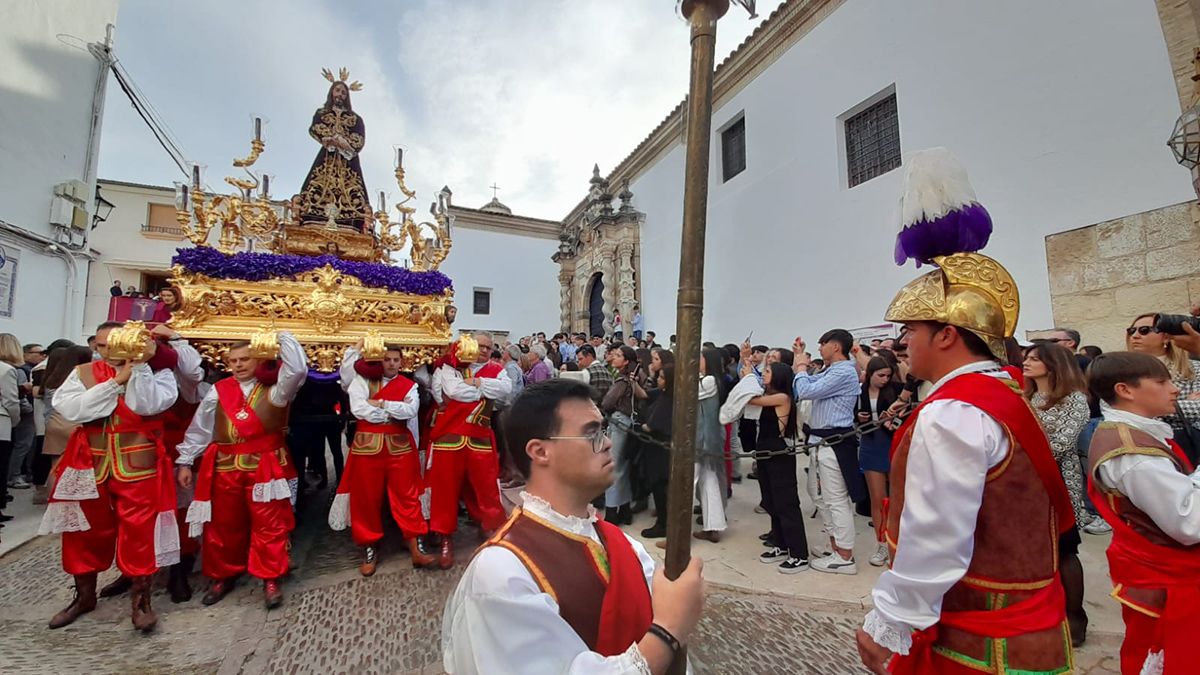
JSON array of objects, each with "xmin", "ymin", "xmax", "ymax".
[{"xmin": 647, "ymin": 623, "xmax": 680, "ymax": 654}]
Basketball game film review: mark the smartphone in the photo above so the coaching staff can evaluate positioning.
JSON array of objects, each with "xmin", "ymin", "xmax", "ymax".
[{"xmin": 744, "ymin": 331, "xmax": 753, "ymax": 344}]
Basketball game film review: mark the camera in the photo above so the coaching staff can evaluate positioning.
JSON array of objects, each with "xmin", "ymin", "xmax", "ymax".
[{"xmin": 1154, "ymin": 313, "xmax": 1200, "ymax": 335}]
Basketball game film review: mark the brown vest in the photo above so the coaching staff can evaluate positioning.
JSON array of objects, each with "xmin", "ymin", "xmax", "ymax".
[
  {"xmin": 888, "ymin": 421, "xmax": 1070, "ymax": 672},
  {"xmin": 482, "ymin": 510, "xmax": 613, "ymax": 650},
  {"xmin": 1088, "ymin": 421, "xmax": 1197, "ymax": 612},
  {"xmin": 349, "ymin": 379, "xmax": 415, "ymax": 456},
  {"xmin": 212, "ymin": 381, "xmax": 290, "ymax": 472},
  {"xmin": 76, "ymin": 363, "xmax": 160, "ymax": 483}
]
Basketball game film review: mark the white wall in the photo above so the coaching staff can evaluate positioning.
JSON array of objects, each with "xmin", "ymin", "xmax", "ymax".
[
  {"xmin": 438, "ymin": 227, "xmax": 561, "ymax": 342},
  {"xmin": 630, "ymin": 0, "xmax": 1196, "ymax": 349},
  {"xmin": 0, "ymin": 0, "xmax": 118, "ymax": 343},
  {"xmin": 83, "ymin": 181, "xmax": 190, "ymax": 333}
]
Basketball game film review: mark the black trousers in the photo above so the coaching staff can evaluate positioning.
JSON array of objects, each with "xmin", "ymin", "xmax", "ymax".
[
  {"xmin": 31, "ymin": 435, "xmax": 51, "ymax": 486},
  {"xmin": 758, "ymin": 452, "xmax": 808, "ymax": 559},
  {"xmin": 0, "ymin": 439, "xmax": 11, "ymax": 508},
  {"xmin": 289, "ymin": 420, "xmax": 344, "ymax": 486}
]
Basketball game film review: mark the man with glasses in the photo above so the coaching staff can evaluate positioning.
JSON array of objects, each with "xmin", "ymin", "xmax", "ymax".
[{"xmin": 442, "ymin": 378, "xmax": 705, "ymax": 674}]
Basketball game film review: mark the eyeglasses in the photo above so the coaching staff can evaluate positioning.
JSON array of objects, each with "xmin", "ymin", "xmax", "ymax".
[
  {"xmin": 546, "ymin": 425, "xmax": 609, "ymax": 454},
  {"xmin": 1126, "ymin": 326, "xmax": 1159, "ymax": 337}
]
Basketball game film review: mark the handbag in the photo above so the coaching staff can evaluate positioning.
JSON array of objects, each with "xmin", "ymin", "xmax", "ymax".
[{"xmin": 1173, "ymin": 402, "xmax": 1200, "ymax": 466}]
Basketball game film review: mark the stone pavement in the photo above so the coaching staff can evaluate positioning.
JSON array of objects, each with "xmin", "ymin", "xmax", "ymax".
[{"xmin": 0, "ymin": 479, "xmax": 1123, "ymax": 674}]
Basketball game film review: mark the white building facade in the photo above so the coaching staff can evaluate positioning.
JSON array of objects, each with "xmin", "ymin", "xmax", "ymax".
[
  {"xmin": 443, "ymin": 202, "xmax": 563, "ymax": 343},
  {"xmin": 560, "ymin": 0, "xmax": 1197, "ymax": 348},
  {"xmin": 0, "ymin": 0, "xmax": 119, "ymax": 343}
]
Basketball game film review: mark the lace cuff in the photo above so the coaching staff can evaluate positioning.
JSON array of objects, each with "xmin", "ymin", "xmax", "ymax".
[
  {"xmin": 328, "ymin": 492, "xmax": 351, "ymax": 531},
  {"xmin": 620, "ymin": 644, "xmax": 652, "ymax": 675},
  {"xmin": 863, "ymin": 609, "xmax": 912, "ymax": 655},
  {"xmin": 1140, "ymin": 650, "xmax": 1163, "ymax": 675}
]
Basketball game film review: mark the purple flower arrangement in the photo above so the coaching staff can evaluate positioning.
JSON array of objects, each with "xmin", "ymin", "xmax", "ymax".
[{"xmin": 173, "ymin": 247, "xmax": 453, "ymax": 296}]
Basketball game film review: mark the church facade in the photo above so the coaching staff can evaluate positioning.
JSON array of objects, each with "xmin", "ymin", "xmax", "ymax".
[{"xmin": 554, "ymin": 0, "xmax": 1200, "ymax": 347}]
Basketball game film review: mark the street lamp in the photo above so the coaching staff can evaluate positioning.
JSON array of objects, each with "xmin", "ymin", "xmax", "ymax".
[
  {"xmin": 665, "ymin": 1, "xmax": 755, "ymax": 673},
  {"xmin": 92, "ymin": 185, "xmax": 115, "ymax": 230},
  {"xmin": 1168, "ymin": 48, "xmax": 1200, "ymax": 194}
]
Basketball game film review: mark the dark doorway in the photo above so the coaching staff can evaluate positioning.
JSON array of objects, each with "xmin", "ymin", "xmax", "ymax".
[{"xmin": 588, "ymin": 273, "xmax": 605, "ymax": 338}]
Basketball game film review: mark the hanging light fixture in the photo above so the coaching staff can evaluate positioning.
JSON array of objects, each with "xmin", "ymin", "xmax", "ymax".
[{"xmin": 1168, "ymin": 48, "xmax": 1200, "ymax": 176}]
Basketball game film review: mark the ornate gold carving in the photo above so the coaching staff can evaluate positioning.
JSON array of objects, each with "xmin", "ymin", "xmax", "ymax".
[
  {"xmin": 248, "ymin": 326, "xmax": 279, "ymax": 359},
  {"xmin": 361, "ymin": 329, "xmax": 386, "ymax": 360},
  {"xmin": 107, "ymin": 321, "xmax": 153, "ymax": 361},
  {"xmin": 322, "ymin": 67, "xmax": 363, "ymax": 91},
  {"xmin": 170, "ymin": 264, "xmax": 453, "ymax": 371},
  {"xmin": 277, "ymin": 224, "xmax": 378, "ymax": 261},
  {"xmin": 934, "ymin": 253, "xmax": 1019, "ymax": 336},
  {"xmin": 297, "ymin": 153, "xmax": 369, "ymax": 226}
]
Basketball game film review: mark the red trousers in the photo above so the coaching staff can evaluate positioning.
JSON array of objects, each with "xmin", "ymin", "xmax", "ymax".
[
  {"xmin": 63, "ymin": 476, "xmax": 159, "ymax": 577},
  {"xmin": 202, "ymin": 469, "xmax": 294, "ymax": 581},
  {"xmin": 427, "ymin": 445, "xmax": 505, "ymax": 535},
  {"xmin": 347, "ymin": 450, "xmax": 427, "ymax": 545},
  {"xmin": 1120, "ymin": 605, "xmax": 1159, "ymax": 675}
]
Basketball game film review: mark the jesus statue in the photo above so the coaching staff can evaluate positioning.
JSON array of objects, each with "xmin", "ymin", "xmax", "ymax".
[{"xmin": 296, "ymin": 70, "xmax": 372, "ymax": 233}]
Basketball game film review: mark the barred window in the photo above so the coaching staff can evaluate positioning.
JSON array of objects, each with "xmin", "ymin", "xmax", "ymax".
[
  {"xmin": 721, "ymin": 117, "xmax": 746, "ymax": 182},
  {"xmin": 844, "ymin": 94, "xmax": 901, "ymax": 187},
  {"xmin": 473, "ymin": 289, "xmax": 491, "ymax": 315}
]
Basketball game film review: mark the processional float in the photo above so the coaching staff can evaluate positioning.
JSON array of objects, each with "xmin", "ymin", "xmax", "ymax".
[{"xmin": 162, "ymin": 68, "xmax": 456, "ymax": 370}]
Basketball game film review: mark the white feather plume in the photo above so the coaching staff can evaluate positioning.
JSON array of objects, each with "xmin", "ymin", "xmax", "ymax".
[{"xmin": 897, "ymin": 147, "xmax": 979, "ymax": 231}]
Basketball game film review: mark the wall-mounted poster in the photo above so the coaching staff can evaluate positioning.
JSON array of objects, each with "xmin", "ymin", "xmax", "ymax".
[{"xmin": 0, "ymin": 245, "xmax": 20, "ymax": 318}]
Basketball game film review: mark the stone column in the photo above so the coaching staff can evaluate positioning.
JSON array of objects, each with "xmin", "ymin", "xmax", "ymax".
[
  {"xmin": 616, "ymin": 241, "xmax": 637, "ymax": 333},
  {"xmin": 599, "ymin": 245, "xmax": 618, "ymax": 336},
  {"xmin": 557, "ymin": 266, "xmax": 574, "ymax": 334}
]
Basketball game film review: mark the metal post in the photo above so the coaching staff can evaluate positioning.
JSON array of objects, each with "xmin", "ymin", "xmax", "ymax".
[{"xmin": 666, "ymin": 1, "xmax": 728, "ymax": 672}]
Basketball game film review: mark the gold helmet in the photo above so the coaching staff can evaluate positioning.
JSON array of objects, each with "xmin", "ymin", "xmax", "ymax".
[
  {"xmin": 887, "ymin": 148, "xmax": 1017, "ymax": 361},
  {"xmin": 884, "ymin": 252, "xmax": 1018, "ymax": 361}
]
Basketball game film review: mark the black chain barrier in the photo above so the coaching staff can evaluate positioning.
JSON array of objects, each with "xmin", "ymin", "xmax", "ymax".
[{"xmin": 606, "ymin": 402, "xmax": 914, "ymax": 461}]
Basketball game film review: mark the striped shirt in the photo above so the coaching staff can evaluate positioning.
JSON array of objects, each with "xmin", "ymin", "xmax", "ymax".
[{"xmin": 793, "ymin": 359, "xmax": 859, "ymax": 429}]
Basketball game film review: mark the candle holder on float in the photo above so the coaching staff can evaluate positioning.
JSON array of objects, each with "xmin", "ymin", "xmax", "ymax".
[{"xmin": 372, "ymin": 150, "xmax": 455, "ymax": 271}]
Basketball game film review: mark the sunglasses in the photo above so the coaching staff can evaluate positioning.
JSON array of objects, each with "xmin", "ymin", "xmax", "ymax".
[{"xmin": 1126, "ymin": 326, "xmax": 1159, "ymax": 337}]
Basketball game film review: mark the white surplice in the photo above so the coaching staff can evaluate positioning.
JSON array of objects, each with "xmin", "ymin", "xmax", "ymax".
[
  {"xmin": 863, "ymin": 361, "xmax": 1010, "ymax": 654},
  {"xmin": 442, "ymin": 492, "xmax": 662, "ymax": 675}
]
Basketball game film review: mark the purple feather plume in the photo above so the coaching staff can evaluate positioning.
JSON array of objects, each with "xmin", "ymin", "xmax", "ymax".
[{"xmin": 893, "ymin": 202, "xmax": 992, "ymax": 266}]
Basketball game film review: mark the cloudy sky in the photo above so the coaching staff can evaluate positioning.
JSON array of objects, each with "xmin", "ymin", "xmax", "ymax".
[{"xmin": 98, "ymin": 0, "xmax": 783, "ymax": 221}]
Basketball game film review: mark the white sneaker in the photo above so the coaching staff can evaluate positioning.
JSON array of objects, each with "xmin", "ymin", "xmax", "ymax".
[
  {"xmin": 811, "ymin": 554, "xmax": 857, "ymax": 575},
  {"xmin": 1082, "ymin": 517, "xmax": 1112, "ymax": 535},
  {"xmin": 778, "ymin": 557, "xmax": 809, "ymax": 574},
  {"xmin": 869, "ymin": 543, "xmax": 889, "ymax": 567}
]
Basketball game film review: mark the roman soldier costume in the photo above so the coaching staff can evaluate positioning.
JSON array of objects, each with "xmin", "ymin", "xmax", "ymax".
[
  {"xmin": 38, "ymin": 338, "xmax": 181, "ymax": 632},
  {"xmin": 329, "ymin": 347, "xmax": 436, "ymax": 574},
  {"xmin": 176, "ymin": 332, "xmax": 307, "ymax": 608},
  {"xmin": 862, "ymin": 149, "xmax": 1075, "ymax": 673},
  {"xmin": 425, "ymin": 336, "xmax": 511, "ymax": 568},
  {"xmin": 1088, "ymin": 406, "xmax": 1200, "ymax": 674},
  {"xmin": 442, "ymin": 492, "xmax": 656, "ymax": 673}
]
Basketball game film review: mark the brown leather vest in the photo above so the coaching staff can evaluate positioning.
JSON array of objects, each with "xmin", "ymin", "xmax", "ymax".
[
  {"xmin": 482, "ymin": 510, "xmax": 612, "ymax": 650},
  {"xmin": 888, "ymin": 419, "xmax": 1070, "ymax": 672},
  {"xmin": 1088, "ymin": 421, "xmax": 1198, "ymax": 613},
  {"xmin": 212, "ymin": 381, "xmax": 290, "ymax": 472},
  {"xmin": 77, "ymin": 363, "xmax": 160, "ymax": 483}
]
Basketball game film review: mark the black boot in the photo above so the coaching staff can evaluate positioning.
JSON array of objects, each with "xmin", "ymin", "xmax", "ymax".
[
  {"xmin": 604, "ymin": 507, "xmax": 619, "ymax": 523},
  {"xmin": 168, "ymin": 555, "xmax": 194, "ymax": 603},
  {"xmin": 617, "ymin": 504, "xmax": 633, "ymax": 525}
]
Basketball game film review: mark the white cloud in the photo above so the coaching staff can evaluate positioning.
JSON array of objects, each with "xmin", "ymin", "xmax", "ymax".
[{"xmin": 99, "ymin": 0, "xmax": 782, "ymax": 222}]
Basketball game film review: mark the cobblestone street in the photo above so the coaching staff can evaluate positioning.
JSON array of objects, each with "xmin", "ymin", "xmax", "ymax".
[{"xmin": 0, "ymin": 486, "xmax": 1123, "ymax": 674}]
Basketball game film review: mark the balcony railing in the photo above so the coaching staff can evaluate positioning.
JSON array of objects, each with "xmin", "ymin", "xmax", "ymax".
[{"xmin": 141, "ymin": 223, "xmax": 185, "ymax": 236}]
